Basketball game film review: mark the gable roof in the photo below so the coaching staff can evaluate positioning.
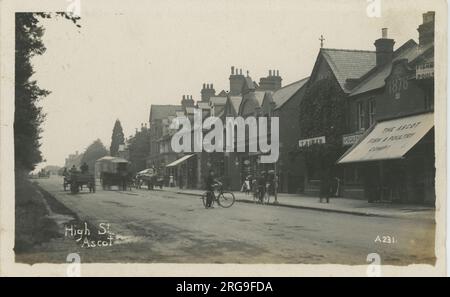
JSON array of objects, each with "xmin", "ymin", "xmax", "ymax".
[
  {"xmin": 149, "ymin": 105, "xmax": 182, "ymax": 123},
  {"xmin": 273, "ymin": 77, "xmax": 309, "ymax": 110},
  {"xmin": 228, "ymin": 96, "xmax": 242, "ymax": 115},
  {"xmin": 253, "ymin": 91, "xmax": 267, "ymax": 106},
  {"xmin": 239, "ymin": 91, "xmax": 272, "ymax": 116},
  {"xmin": 350, "ymin": 39, "xmax": 431, "ymax": 96},
  {"xmin": 320, "ymin": 48, "xmax": 377, "ymax": 92}
]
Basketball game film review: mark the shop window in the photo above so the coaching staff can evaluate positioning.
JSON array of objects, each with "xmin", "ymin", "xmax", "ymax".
[
  {"xmin": 344, "ymin": 166, "xmax": 361, "ymax": 184},
  {"xmin": 368, "ymin": 99, "xmax": 376, "ymax": 126}
]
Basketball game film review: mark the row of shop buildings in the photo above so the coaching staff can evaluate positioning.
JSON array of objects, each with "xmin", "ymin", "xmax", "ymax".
[{"xmin": 144, "ymin": 11, "xmax": 435, "ymax": 205}]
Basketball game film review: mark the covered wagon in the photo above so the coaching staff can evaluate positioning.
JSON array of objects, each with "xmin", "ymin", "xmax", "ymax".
[{"xmin": 95, "ymin": 156, "xmax": 131, "ymax": 191}]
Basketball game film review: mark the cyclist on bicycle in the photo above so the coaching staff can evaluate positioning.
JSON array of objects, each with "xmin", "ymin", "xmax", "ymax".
[{"xmin": 205, "ymin": 169, "xmax": 221, "ymax": 208}]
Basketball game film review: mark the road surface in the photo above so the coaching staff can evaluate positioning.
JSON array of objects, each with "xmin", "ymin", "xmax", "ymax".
[{"xmin": 18, "ymin": 176, "xmax": 436, "ymax": 265}]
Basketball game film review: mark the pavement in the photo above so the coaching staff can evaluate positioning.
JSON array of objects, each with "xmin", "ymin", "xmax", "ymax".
[{"xmin": 160, "ymin": 187, "xmax": 435, "ymax": 221}]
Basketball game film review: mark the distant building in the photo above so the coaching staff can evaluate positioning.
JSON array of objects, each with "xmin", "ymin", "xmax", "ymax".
[{"xmin": 65, "ymin": 151, "xmax": 83, "ymax": 169}]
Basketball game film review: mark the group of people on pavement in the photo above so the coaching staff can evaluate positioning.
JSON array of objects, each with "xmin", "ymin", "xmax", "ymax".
[{"xmin": 240, "ymin": 171, "xmax": 278, "ymax": 204}]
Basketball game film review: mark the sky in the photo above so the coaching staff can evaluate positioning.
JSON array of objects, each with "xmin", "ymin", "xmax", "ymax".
[{"xmin": 30, "ymin": 0, "xmax": 437, "ymax": 169}]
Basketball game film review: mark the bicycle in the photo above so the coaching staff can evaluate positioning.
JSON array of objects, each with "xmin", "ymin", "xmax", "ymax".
[{"xmin": 201, "ymin": 183, "xmax": 235, "ymax": 208}]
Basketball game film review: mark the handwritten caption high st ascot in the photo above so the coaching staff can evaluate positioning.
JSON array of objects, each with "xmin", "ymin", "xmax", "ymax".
[{"xmin": 65, "ymin": 222, "xmax": 115, "ymax": 248}]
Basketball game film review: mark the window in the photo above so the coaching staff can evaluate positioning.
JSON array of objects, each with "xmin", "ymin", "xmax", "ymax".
[
  {"xmin": 368, "ymin": 99, "xmax": 376, "ymax": 126},
  {"xmin": 357, "ymin": 102, "xmax": 365, "ymax": 130},
  {"xmin": 344, "ymin": 166, "xmax": 362, "ymax": 184},
  {"xmin": 424, "ymin": 89, "xmax": 434, "ymax": 110}
]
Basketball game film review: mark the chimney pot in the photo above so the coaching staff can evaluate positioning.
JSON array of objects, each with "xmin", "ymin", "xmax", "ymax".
[
  {"xmin": 382, "ymin": 28, "xmax": 388, "ymax": 38},
  {"xmin": 374, "ymin": 34, "xmax": 395, "ymax": 66},
  {"xmin": 203, "ymin": 83, "xmax": 206, "ymax": 89},
  {"xmin": 231, "ymin": 66, "xmax": 235, "ymax": 75},
  {"xmin": 276, "ymin": 70, "xmax": 279, "ymax": 76},
  {"xmin": 211, "ymin": 83, "xmax": 214, "ymax": 89},
  {"xmin": 269, "ymin": 70, "xmax": 272, "ymax": 76}
]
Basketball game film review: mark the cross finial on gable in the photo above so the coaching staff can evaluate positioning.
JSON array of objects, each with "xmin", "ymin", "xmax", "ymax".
[{"xmin": 319, "ymin": 35, "xmax": 325, "ymax": 48}]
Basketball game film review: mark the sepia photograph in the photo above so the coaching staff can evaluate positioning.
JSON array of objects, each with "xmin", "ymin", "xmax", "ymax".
[{"xmin": 0, "ymin": 0, "xmax": 447, "ymax": 277}]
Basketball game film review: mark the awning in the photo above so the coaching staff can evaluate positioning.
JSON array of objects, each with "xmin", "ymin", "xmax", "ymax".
[
  {"xmin": 137, "ymin": 168, "xmax": 154, "ymax": 175},
  {"xmin": 96, "ymin": 156, "xmax": 129, "ymax": 163},
  {"xmin": 338, "ymin": 112, "xmax": 434, "ymax": 164},
  {"xmin": 166, "ymin": 154, "xmax": 196, "ymax": 167}
]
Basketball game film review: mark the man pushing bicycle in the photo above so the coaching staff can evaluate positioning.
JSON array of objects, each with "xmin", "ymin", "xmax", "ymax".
[{"xmin": 205, "ymin": 169, "xmax": 221, "ymax": 208}]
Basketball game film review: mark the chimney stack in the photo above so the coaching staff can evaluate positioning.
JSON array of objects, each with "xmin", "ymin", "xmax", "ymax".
[
  {"xmin": 201, "ymin": 83, "xmax": 216, "ymax": 102},
  {"xmin": 229, "ymin": 66, "xmax": 246, "ymax": 95},
  {"xmin": 258, "ymin": 69, "xmax": 282, "ymax": 91},
  {"xmin": 181, "ymin": 94, "xmax": 195, "ymax": 109},
  {"xmin": 418, "ymin": 11, "xmax": 435, "ymax": 46},
  {"xmin": 374, "ymin": 28, "xmax": 395, "ymax": 67}
]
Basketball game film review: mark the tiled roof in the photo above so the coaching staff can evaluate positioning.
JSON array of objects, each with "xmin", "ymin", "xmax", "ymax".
[
  {"xmin": 350, "ymin": 40, "xmax": 431, "ymax": 96},
  {"xmin": 197, "ymin": 102, "xmax": 210, "ymax": 109},
  {"xmin": 321, "ymin": 48, "xmax": 377, "ymax": 92},
  {"xmin": 273, "ymin": 77, "xmax": 309, "ymax": 109},
  {"xmin": 209, "ymin": 96, "xmax": 227, "ymax": 106},
  {"xmin": 149, "ymin": 105, "xmax": 182, "ymax": 122}
]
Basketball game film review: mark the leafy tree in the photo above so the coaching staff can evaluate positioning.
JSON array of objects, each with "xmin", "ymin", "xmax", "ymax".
[
  {"xmin": 110, "ymin": 119, "xmax": 125, "ymax": 156},
  {"xmin": 80, "ymin": 139, "xmax": 108, "ymax": 173},
  {"xmin": 15, "ymin": 12, "xmax": 80, "ymax": 173},
  {"xmin": 127, "ymin": 127, "xmax": 151, "ymax": 173},
  {"xmin": 298, "ymin": 77, "xmax": 348, "ymax": 177}
]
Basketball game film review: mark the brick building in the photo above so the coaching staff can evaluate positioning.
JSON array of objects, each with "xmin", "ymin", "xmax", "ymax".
[
  {"xmin": 293, "ymin": 11, "xmax": 435, "ymax": 204},
  {"xmin": 338, "ymin": 12, "xmax": 435, "ymax": 204}
]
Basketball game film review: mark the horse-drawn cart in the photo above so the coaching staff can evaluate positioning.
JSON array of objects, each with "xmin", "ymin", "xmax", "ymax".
[
  {"xmin": 63, "ymin": 172, "xmax": 96, "ymax": 194},
  {"xmin": 136, "ymin": 168, "xmax": 163, "ymax": 190}
]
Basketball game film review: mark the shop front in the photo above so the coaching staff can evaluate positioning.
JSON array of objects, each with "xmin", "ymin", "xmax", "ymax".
[
  {"xmin": 166, "ymin": 154, "xmax": 197, "ymax": 189},
  {"xmin": 338, "ymin": 112, "xmax": 435, "ymax": 205}
]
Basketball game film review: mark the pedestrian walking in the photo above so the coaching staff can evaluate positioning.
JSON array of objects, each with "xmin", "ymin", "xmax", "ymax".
[
  {"xmin": 241, "ymin": 176, "xmax": 251, "ymax": 195},
  {"xmin": 319, "ymin": 174, "xmax": 331, "ymax": 203}
]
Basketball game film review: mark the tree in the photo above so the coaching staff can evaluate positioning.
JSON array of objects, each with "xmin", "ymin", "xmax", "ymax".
[
  {"xmin": 15, "ymin": 12, "xmax": 80, "ymax": 173},
  {"xmin": 110, "ymin": 119, "xmax": 125, "ymax": 156},
  {"xmin": 298, "ymin": 77, "xmax": 348, "ymax": 177},
  {"xmin": 80, "ymin": 139, "xmax": 108, "ymax": 174},
  {"xmin": 127, "ymin": 127, "xmax": 151, "ymax": 173}
]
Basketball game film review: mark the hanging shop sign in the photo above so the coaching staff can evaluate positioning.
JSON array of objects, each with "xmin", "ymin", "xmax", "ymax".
[{"xmin": 298, "ymin": 136, "xmax": 326, "ymax": 148}]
